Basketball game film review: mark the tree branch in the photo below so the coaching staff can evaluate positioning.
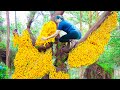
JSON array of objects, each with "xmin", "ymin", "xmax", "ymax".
[
  {"xmin": 27, "ymin": 11, "xmax": 37, "ymax": 29},
  {"xmin": 26, "ymin": 11, "xmax": 37, "ymax": 46},
  {"xmin": 79, "ymin": 11, "xmax": 111, "ymax": 43}
]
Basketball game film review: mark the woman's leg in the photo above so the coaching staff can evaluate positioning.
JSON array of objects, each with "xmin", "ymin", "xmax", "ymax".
[
  {"xmin": 58, "ymin": 34, "xmax": 71, "ymax": 53},
  {"xmin": 66, "ymin": 31, "xmax": 81, "ymax": 49},
  {"xmin": 59, "ymin": 31, "xmax": 81, "ymax": 52},
  {"xmin": 59, "ymin": 34, "xmax": 70, "ymax": 42},
  {"xmin": 69, "ymin": 39, "xmax": 79, "ymax": 49}
]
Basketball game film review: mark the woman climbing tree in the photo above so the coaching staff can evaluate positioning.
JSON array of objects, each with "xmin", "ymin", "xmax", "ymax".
[{"xmin": 42, "ymin": 15, "xmax": 82, "ymax": 53}]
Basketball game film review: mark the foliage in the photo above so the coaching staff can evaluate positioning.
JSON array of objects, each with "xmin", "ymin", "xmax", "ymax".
[
  {"xmin": 1, "ymin": 11, "xmax": 119, "ymax": 79},
  {"xmin": 31, "ymin": 20, "xmax": 43, "ymax": 38},
  {"xmin": 0, "ymin": 26, "xmax": 6, "ymax": 33},
  {"xmin": 0, "ymin": 62, "xmax": 10, "ymax": 79},
  {"xmin": 65, "ymin": 11, "xmax": 98, "ymax": 25},
  {"xmin": 97, "ymin": 29, "xmax": 120, "ymax": 77},
  {"xmin": 30, "ymin": 11, "xmax": 50, "ymax": 38},
  {"xmin": 0, "ymin": 15, "xmax": 6, "ymax": 33},
  {"xmin": 0, "ymin": 42, "xmax": 6, "ymax": 50},
  {"xmin": 117, "ymin": 11, "xmax": 120, "ymax": 23},
  {"xmin": 64, "ymin": 11, "xmax": 100, "ymax": 39},
  {"xmin": 0, "ymin": 16, "xmax": 4, "ymax": 22}
]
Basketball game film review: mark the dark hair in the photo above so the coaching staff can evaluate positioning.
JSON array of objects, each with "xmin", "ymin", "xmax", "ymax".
[{"xmin": 55, "ymin": 15, "xmax": 64, "ymax": 20}]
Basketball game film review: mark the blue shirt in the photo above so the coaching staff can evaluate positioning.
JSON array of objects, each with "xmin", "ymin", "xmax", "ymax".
[{"xmin": 58, "ymin": 20, "xmax": 80, "ymax": 33}]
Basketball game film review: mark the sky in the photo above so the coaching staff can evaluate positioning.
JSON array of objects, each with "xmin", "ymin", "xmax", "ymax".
[
  {"xmin": 2, "ymin": 11, "xmax": 29, "ymax": 25},
  {"xmin": 1, "ymin": 11, "xmax": 104, "ymax": 31}
]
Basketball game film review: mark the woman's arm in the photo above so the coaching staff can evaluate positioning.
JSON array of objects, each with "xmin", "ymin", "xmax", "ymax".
[{"xmin": 42, "ymin": 30, "xmax": 61, "ymax": 40}]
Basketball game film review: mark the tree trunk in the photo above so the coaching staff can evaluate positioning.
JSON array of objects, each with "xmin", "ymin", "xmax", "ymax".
[
  {"xmin": 41, "ymin": 11, "xmax": 66, "ymax": 79},
  {"xmin": 15, "ymin": 11, "xmax": 17, "ymax": 29},
  {"xmin": 89, "ymin": 11, "xmax": 92, "ymax": 29},
  {"xmin": 114, "ymin": 66, "xmax": 120, "ymax": 79},
  {"xmin": 6, "ymin": 11, "xmax": 10, "ymax": 68},
  {"xmin": 50, "ymin": 11, "xmax": 68, "ymax": 72},
  {"xmin": 84, "ymin": 63, "xmax": 112, "ymax": 79},
  {"xmin": 79, "ymin": 66, "xmax": 86, "ymax": 79},
  {"xmin": 80, "ymin": 11, "xmax": 82, "ymax": 31},
  {"xmin": 96, "ymin": 11, "xmax": 99, "ymax": 21}
]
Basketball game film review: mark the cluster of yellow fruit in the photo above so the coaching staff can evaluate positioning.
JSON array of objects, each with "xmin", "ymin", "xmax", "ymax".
[
  {"xmin": 68, "ymin": 11, "xmax": 118, "ymax": 68},
  {"xmin": 49, "ymin": 66, "xmax": 70, "ymax": 79},
  {"xmin": 12, "ymin": 29, "xmax": 53, "ymax": 79},
  {"xmin": 35, "ymin": 21, "xmax": 57, "ymax": 46},
  {"xmin": 13, "ymin": 33, "xmax": 20, "ymax": 47},
  {"xmin": 12, "ymin": 29, "xmax": 69, "ymax": 79}
]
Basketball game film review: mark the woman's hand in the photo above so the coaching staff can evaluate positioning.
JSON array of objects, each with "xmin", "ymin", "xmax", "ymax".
[
  {"xmin": 41, "ymin": 30, "xmax": 60, "ymax": 41},
  {"xmin": 41, "ymin": 37, "xmax": 48, "ymax": 40}
]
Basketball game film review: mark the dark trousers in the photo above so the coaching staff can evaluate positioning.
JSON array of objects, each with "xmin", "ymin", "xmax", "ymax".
[{"xmin": 59, "ymin": 30, "xmax": 82, "ymax": 42}]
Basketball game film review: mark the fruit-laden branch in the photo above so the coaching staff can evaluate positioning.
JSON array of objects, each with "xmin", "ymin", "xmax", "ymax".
[{"xmin": 79, "ymin": 11, "xmax": 111, "ymax": 44}]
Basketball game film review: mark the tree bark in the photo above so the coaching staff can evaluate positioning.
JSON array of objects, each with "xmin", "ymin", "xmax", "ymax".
[
  {"xmin": 15, "ymin": 11, "xmax": 17, "ymax": 29},
  {"xmin": 89, "ymin": 11, "xmax": 92, "ymax": 29},
  {"xmin": 27, "ymin": 11, "xmax": 36, "ymax": 29},
  {"xmin": 80, "ymin": 11, "xmax": 82, "ymax": 31},
  {"xmin": 6, "ymin": 11, "xmax": 10, "ymax": 68},
  {"xmin": 79, "ymin": 66, "xmax": 86, "ymax": 79},
  {"xmin": 84, "ymin": 63, "xmax": 112, "ymax": 79},
  {"xmin": 50, "ymin": 11, "xmax": 68, "ymax": 72},
  {"xmin": 26, "ymin": 11, "xmax": 36, "ymax": 46},
  {"xmin": 96, "ymin": 11, "xmax": 99, "ymax": 22}
]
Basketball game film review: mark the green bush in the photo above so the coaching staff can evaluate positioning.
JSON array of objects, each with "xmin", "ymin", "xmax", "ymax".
[
  {"xmin": 0, "ymin": 16, "xmax": 4, "ymax": 22},
  {"xmin": 97, "ymin": 29, "xmax": 120, "ymax": 78},
  {"xmin": 0, "ymin": 42, "xmax": 6, "ymax": 50},
  {"xmin": 0, "ymin": 62, "xmax": 9, "ymax": 79}
]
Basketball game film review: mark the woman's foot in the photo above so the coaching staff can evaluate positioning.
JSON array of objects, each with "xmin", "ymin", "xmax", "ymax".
[
  {"xmin": 61, "ymin": 42, "xmax": 70, "ymax": 53},
  {"xmin": 61, "ymin": 47, "xmax": 70, "ymax": 53},
  {"xmin": 69, "ymin": 39, "xmax": 79, "ymax": 50},
  {"xmin": 61, "ymin": 40, "xmax": 79, "ymax": 53}
]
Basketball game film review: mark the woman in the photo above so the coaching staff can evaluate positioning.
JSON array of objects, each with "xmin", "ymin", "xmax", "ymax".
[{"xmin": 42, "ymin": 15, "xmax": 82, "ymax": 52}]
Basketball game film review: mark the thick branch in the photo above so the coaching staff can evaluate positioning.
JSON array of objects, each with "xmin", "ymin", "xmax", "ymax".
[
  {"xmin": 27, "ymin": 11, "xmax": 37, "ymax": 29},
  {"xmin": 26, "ymin": 11, "xmax": 37, "ymax": 46},
  {"xmin": 79, "ymin": 11, "xmax": 111, "ymax": 43}
]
